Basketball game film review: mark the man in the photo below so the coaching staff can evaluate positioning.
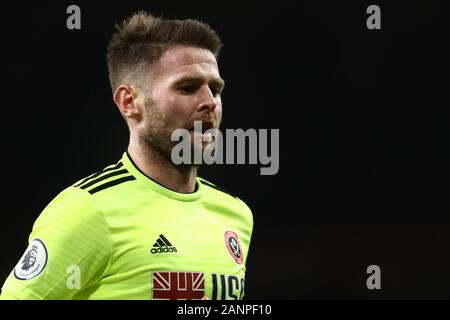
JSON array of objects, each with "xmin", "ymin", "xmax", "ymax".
[{"xmin": 0, "ymin": 11, "xmax": 253, "ymax": 300}]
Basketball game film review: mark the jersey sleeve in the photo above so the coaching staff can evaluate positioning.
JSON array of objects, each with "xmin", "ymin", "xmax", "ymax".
[{"xmin": 0, "ymin": 187, "xmax": 112, "ymax": 300}]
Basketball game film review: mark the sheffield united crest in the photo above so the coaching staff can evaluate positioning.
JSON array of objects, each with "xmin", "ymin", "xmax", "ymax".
[{"xmin": 224, "ymin": 230, "xmax": 243, "ymax": 265}]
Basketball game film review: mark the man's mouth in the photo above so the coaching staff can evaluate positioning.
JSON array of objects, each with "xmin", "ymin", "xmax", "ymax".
[{"xmin": 187, "ymin": 121, "xmax": 217, "ymax": 143}]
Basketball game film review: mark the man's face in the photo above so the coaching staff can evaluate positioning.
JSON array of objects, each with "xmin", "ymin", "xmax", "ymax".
[{"xmin": 138, "ymin": 46, "xmax": 224, "ymax": 164}]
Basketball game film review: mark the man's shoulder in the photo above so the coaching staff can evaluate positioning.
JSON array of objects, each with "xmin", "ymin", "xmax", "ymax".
[
  {"xmin": 198, "ymin": 177, "xmax": 250, "ymax": 208},
  {"xmin": 199, "ymin": 177, "xmax": 253, "ymax": 229},
  {"xmin": 70, "ymin": 159, "xmax": 136, "ymax": 196},
  {"xmin": 198, "ymin": 177, "xmax": 237, "ymax": 198},
  {"xmin": 38, "ymin": 158, "xmax": 135, "ymax": 218}
]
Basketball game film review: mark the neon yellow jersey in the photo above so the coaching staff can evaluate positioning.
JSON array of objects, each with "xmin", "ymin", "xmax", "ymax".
[{"xmin": 0, "ymin": 152, "xmax": 253, "ymax": 300}]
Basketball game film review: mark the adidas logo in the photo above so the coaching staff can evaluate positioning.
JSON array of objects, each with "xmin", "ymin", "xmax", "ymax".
[{"xmin": 151, "ymin": 234, "xmax": 178, "ymax": 254}]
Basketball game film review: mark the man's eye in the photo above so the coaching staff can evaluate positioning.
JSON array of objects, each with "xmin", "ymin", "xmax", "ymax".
[
  {"xmin": 179, "ymin": 85, "xmax": 197, "ymax": 94},
  {"xmin": 210, "ymin": 87, "xmax": 221, "ymax": 96}
]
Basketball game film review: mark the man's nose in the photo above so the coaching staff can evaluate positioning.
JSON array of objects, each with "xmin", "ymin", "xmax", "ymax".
[{"xmin": 197, "ymin": 86, "xmax": 217, "ymax": 113}]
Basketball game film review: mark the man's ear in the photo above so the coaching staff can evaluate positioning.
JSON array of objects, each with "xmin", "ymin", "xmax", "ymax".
[{"xmin": 113, "ymin": 85, "xmax": 142, "ymax": 119}]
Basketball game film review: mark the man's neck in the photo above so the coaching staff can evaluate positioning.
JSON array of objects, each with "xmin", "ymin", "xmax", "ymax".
[{"xmin": 127, "ymin": 141, "xmax": 198, "ymax": 193}]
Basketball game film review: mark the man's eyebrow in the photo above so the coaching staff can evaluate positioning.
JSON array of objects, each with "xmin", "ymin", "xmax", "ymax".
[{"xmin": 173, "ymin": 76, "xmax": 225, "ymax": 88}]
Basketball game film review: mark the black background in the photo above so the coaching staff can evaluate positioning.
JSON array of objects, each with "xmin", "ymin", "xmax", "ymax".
[{"xmin": 1, "ymin": 0, "xmax": 449, "ymax": 299}]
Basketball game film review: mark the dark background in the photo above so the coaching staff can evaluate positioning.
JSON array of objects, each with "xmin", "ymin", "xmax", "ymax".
[{"xmin": 1, "ymin": 0, "xmax": 449, "ymax": 299}]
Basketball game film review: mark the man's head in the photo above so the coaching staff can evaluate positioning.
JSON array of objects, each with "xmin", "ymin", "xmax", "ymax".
[
  {"xmin": 107, "ymin": 11, "xmax": 222, "ymax": 93},
  {"xmin": 107, "ymin": 12, "xmax": 224, "ymax": 164}
]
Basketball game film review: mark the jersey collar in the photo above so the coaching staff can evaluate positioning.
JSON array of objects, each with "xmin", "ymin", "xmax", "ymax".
[{"xmin": 121, "ymin": 152, "xmax": 203, "ymax": 202}]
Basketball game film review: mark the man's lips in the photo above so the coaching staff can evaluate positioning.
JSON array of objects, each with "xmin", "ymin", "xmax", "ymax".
[{"xmin": 186, "ymin": 121, "xmax": 218, "ymax": 143}]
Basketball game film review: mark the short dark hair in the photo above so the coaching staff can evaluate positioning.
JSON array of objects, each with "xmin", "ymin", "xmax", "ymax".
[{"xmin": 106, "ymin": 11, "xmax": 223, "ymax": 93}]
